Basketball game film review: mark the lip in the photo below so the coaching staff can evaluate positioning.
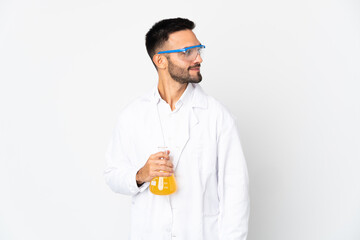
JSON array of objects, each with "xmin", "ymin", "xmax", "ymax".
[{"xmin": 190, "ymin": 68, "xmax": 200, "ymax": 71}]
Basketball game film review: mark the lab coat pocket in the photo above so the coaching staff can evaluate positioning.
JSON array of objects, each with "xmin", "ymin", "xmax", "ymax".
[{"xmin": 130, "ymin": 193, "xmax": 147, "ymax": 238}]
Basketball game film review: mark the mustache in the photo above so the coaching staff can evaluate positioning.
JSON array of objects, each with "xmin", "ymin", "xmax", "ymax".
[{"xmin": 188, "ymin": 64, "xmax": 201, "ymax": 70}]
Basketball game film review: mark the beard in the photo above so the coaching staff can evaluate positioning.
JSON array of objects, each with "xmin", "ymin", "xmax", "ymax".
[{"xmin": 167, "ymin": 58, "xmax": 202, "ymax": 84}]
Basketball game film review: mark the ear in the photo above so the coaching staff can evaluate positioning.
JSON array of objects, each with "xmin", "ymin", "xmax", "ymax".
[{"xmin": 153, "ymin": 54, "xmax": 167, "ymax": 69}]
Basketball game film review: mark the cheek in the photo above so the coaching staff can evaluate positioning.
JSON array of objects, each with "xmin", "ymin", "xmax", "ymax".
[
  {"xmin": 175, "ymin": 61, "xmax": 189, "ymax": 71},
  {"xmin": 173, "ymin": 63, "xmax": 189, "ymax": 73},
  {"xmin": 171, "ymin": 57, "xmax": 189, "ymax": 69}
]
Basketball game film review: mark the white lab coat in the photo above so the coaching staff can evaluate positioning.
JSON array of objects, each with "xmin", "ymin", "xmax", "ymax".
[{"xmin": 104, "ymin": 83, "xmax": 249, "ymax": 240}]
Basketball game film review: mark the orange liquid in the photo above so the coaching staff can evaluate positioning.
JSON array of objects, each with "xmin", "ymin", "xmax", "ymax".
[{"xmin": 149, "ymin": 174, "xmax": 177, "ymax": 195}]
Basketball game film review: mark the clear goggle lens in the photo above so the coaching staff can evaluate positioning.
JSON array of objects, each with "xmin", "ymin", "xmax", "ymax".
[{"xmin": 179, "ymin": 46, "xmax": 205, "ymax": 61}]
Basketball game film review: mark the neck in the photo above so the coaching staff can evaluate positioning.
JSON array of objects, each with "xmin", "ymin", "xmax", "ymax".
[{"xmin": 157, "ymin": 77, "xmax": 188, "ymax": 111}]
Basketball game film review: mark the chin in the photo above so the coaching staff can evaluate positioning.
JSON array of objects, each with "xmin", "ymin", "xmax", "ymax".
[
  {"xmin": 188, "ymin": 73, "xmax": 202, "ymax": 83},
  {"xmin": 188, "ymin": 78, "xmax": 202, "ymax": 84}
]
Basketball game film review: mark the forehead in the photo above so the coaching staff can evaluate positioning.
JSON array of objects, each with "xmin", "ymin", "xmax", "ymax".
[{"xmin": 166, "ymin": 29, "xmax": 201, "ymax": 49}]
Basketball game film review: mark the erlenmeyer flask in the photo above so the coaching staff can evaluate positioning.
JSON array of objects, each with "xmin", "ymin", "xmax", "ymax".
[{"xmin": 149, "ymin": 147, "xmax": 177, "ymax": 195}]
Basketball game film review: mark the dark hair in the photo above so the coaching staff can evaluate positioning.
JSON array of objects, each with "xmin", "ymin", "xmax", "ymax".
[{"xmin": 145, "ymin": 18, "xmax": 195, "ymax": 62}]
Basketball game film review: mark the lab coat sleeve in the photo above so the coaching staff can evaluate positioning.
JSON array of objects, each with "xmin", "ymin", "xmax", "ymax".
[
  {"xmin": 104, "ymin": 118, "xmax": 149, "ymax": 195},
  {"xmin": 217, "ymin": 120, "xmax": 250, "ymax": 240}
]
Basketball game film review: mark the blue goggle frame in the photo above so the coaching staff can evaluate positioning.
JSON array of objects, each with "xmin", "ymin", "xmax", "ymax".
[{"xmin": 157, "ymin": 44, "xmax": 206, "ymax": 54}]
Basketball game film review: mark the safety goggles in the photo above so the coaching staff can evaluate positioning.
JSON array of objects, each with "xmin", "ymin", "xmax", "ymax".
[{"xmin": 157, "ymin": 44, "xmax": 205, "ymax": 61}]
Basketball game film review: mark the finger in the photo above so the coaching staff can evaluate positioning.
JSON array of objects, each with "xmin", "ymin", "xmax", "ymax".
[
  {"xmin": 149, "ymin": 154, "xmax": 164, "ymax": 161},
  {"xmin": 151, "ymin": 154, "xmax": 170, "ymax": 161},
  {"xmin": 150, "ymin": 162, "xmax": 173, "ymax": 171},
  {"xmin": 155, "ymin": 165, "xmax": 174, "ymax": 173},
  {"xmin": 152, "ymin": 151, "xmax": 170, "ymax": 159},
  {"xmin": 150, "ymin": 159, "xmax": 172, "ymax": 167},
  {"xmin": 157, "ymin": 150, "xmax": 170, "ymax": 155},
  {"xmin": 164, "ymin": 166, "xmax": 174, "ymax": 173},
  {"xmin": 154, "ymin": 171, "xmax": 174, "ymax": 177}
]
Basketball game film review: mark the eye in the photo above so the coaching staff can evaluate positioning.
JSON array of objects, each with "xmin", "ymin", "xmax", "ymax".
[{"xmin": 184, "ymin": 48, "xmax": 193, "ymax": 57}]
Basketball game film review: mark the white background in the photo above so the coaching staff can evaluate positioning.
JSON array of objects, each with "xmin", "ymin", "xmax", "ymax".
[{"xmin": 1, "ymin": 0, "xmax": 359, "ymax": 239}]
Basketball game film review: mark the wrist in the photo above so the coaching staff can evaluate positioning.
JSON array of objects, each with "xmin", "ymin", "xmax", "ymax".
[{"xmin": 136, "ymin": 169, "xmax": 144, "ymax": 185}]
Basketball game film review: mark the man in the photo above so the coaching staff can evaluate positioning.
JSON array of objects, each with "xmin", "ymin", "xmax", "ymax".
[{"xmin": 104, "ymin": 18, "xmax": 249, "ymax": 240}]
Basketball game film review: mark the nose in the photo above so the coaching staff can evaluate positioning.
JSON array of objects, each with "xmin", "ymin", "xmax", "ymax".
[{"xmin": 194, "ymin": 52, "xmax": 203, "ymax": 64}]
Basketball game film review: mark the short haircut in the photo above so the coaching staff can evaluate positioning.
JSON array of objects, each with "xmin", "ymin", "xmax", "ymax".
[{"xmin": 145, "ymin": 18, "xmax": 195, "ymax": 62}]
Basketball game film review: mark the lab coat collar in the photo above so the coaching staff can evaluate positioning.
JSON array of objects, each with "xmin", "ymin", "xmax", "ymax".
[
  {"xmin": 153, "ymin": 82, "xmax": 195, "ymax": 109},
  {"xmin": 144, "ymin": 83, "xmax": 208, "ymax": 109}
]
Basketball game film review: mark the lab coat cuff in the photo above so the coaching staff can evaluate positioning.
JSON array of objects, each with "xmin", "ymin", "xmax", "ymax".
[
  {"xmin": 138, "ymin": 181, "xmax": 150, "ymax": 193},
  {"xmin": 129, "ymin": 168, "xmax": 149, "ymax": 194}
]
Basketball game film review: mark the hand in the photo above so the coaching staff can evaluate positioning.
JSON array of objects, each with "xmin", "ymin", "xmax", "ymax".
[{"xmin": 136, "ymin": 150, "xmax": 174, "ymax": 185}]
